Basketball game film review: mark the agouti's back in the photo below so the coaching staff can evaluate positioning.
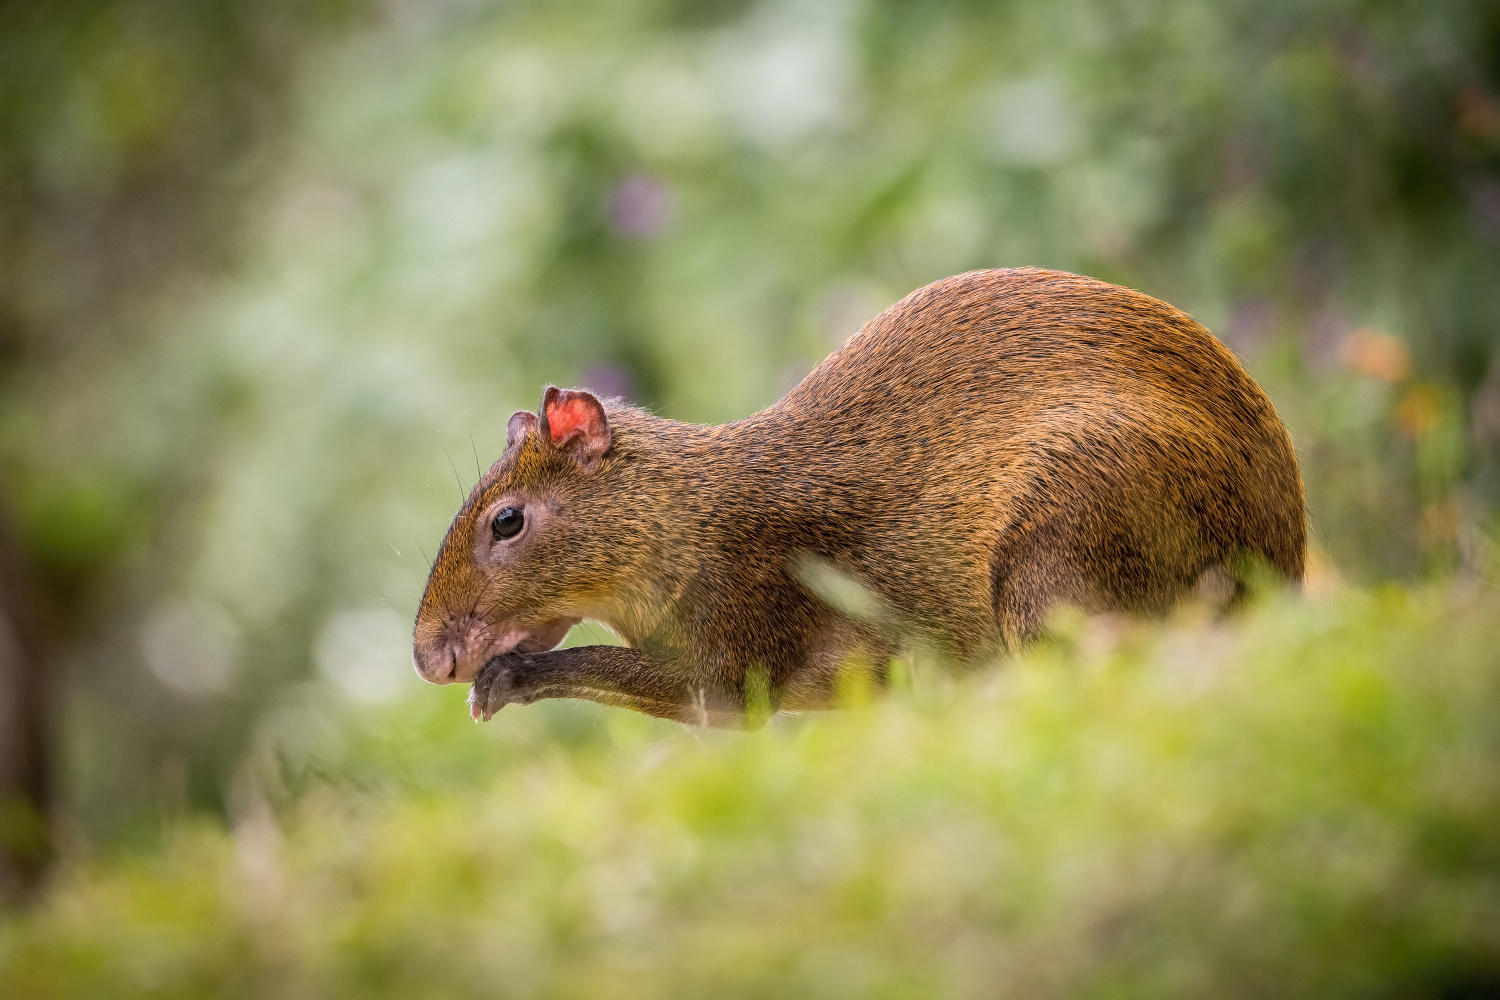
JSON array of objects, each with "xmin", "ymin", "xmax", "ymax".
[
  {"xmin": 701, "ymin": 268, "xmax": 1303, "ymax": 658},
  {"xmin": 416, "ymin": 268, "xmax": 1306, "ymax": 725}
]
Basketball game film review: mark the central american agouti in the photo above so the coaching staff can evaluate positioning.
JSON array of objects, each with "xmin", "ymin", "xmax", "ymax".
[{"xmin": 412, "ymin": 268, "xmax": 1305, "ymax": 725}]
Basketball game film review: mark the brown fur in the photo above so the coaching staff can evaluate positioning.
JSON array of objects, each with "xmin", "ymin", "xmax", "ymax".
[{"xmin": 413, "ymin": 269, "xmax": 1305, "ymax": 725}]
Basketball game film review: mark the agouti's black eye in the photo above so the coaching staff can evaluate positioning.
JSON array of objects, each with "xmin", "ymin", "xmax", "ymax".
[{"xmin": 491, "ymin": 507, "xmax": 524, "ymax": 541}]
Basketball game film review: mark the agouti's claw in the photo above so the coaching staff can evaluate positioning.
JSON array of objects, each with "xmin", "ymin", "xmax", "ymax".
[{"xmin": 468, "ymin": 687, "xmax": 500, "ymax": 723}]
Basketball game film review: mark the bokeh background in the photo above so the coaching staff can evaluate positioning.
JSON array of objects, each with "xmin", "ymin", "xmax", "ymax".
[{"xmin": 1, "ymin": 0, "xmax": 1499, "ymax": 995}]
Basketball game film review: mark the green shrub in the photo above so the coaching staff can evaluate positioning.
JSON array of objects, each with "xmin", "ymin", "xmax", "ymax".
[{"xmin": 4, "ymin": 585, "xmax": 1499, "ymax": 998}]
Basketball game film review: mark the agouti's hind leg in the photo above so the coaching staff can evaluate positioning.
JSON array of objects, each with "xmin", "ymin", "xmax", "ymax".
[
  {"xmin": 990, "ymin": 518, "xmax": 1090, "ymax": 649},
  {"xmin": 468, "ymin": 645, "xmax": 750, "ymax": 727}
]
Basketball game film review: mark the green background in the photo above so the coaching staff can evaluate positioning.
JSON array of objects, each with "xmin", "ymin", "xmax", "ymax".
[{"xmin": 1, "ymin": 1, "xmax": 1498, "ymax": 994}]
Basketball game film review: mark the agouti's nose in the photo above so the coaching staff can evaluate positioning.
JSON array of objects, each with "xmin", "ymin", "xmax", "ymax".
[{"xmin": 412, "ymin": 640, "xmax": 457, "ymax": 684}]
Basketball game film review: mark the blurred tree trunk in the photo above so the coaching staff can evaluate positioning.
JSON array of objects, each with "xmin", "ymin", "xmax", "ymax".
[
  {"xmin": 0, "ymin": 506, "xmax": 47, "ymax": 902},
  {"xmin": 0, "ymin": 0, "xmax": 371, "ymax": 849}
]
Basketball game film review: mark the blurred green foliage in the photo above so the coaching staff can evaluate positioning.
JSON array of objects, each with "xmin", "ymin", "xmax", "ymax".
[
  {"xmin": 4, "ymin": 586, "xmax": 1500, "ymax": 997},
  {"xmin": 0, "ymin": 0, "xmax": 1498, "ymax": 980}
]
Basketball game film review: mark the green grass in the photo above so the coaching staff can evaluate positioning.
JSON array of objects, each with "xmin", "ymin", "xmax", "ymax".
[{"xmin": 4, "ymin": 585, "xmax": 1500, "ymax": 999}]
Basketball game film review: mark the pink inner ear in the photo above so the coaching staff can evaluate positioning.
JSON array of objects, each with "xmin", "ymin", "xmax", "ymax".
[{"xmin": 546, "ymin": 396, "xmax": 601, "ymax": 444}]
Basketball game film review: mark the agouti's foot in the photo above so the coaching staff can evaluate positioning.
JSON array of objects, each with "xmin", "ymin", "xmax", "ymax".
[{"xmin": 468, "ymin": 653, "xmax": 529, "ymax": 722}]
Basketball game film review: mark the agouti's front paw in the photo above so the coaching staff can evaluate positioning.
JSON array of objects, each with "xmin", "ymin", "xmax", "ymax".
[{"xmin": 468, "ymin": 653, "xmax": 527, "ymax": 722}]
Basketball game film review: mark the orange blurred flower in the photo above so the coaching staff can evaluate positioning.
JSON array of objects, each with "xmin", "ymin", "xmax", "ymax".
[{"xmin": 1340, "ymin": 327, "xmax": 1410, "ymax": 382}]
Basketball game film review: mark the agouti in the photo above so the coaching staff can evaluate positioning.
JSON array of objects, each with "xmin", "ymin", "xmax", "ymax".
[{"xmin": 412, "ymin": 268, "xmax": 1305, "ymax": 725}]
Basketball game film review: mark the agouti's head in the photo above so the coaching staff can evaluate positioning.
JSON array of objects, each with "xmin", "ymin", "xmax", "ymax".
[{"xmin": 412, "ymin": 386, "xmax": 620, "ymax": 684}]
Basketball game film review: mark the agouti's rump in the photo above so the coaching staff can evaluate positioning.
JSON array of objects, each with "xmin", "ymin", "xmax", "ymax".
[{"xmin": 412, "ymin": 268, "xmax": 1305, "ymax": 726}]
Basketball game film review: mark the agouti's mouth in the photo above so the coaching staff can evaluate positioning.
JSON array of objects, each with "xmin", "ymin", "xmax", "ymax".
[
  {"xmin": 500, "ymin": 619, "xmax": 580, "ymax": 655},
  {"xmin": 477, "ymin": 617, "xmax": 581, "ymax": 668}
]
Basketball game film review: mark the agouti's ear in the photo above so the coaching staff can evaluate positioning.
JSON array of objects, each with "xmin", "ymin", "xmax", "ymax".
[
  {"xmin": 506, "ymin": 410, "xmax": 538, "ymax": 450},
  {"xmin": 539, "ymin": 386, "xmax": 611, "ymax": 466}
]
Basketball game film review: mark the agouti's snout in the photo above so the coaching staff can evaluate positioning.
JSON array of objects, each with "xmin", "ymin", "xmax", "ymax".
[{"xmin": 412, "ymin": 607, "xmax": 578, "ymax": 684}]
